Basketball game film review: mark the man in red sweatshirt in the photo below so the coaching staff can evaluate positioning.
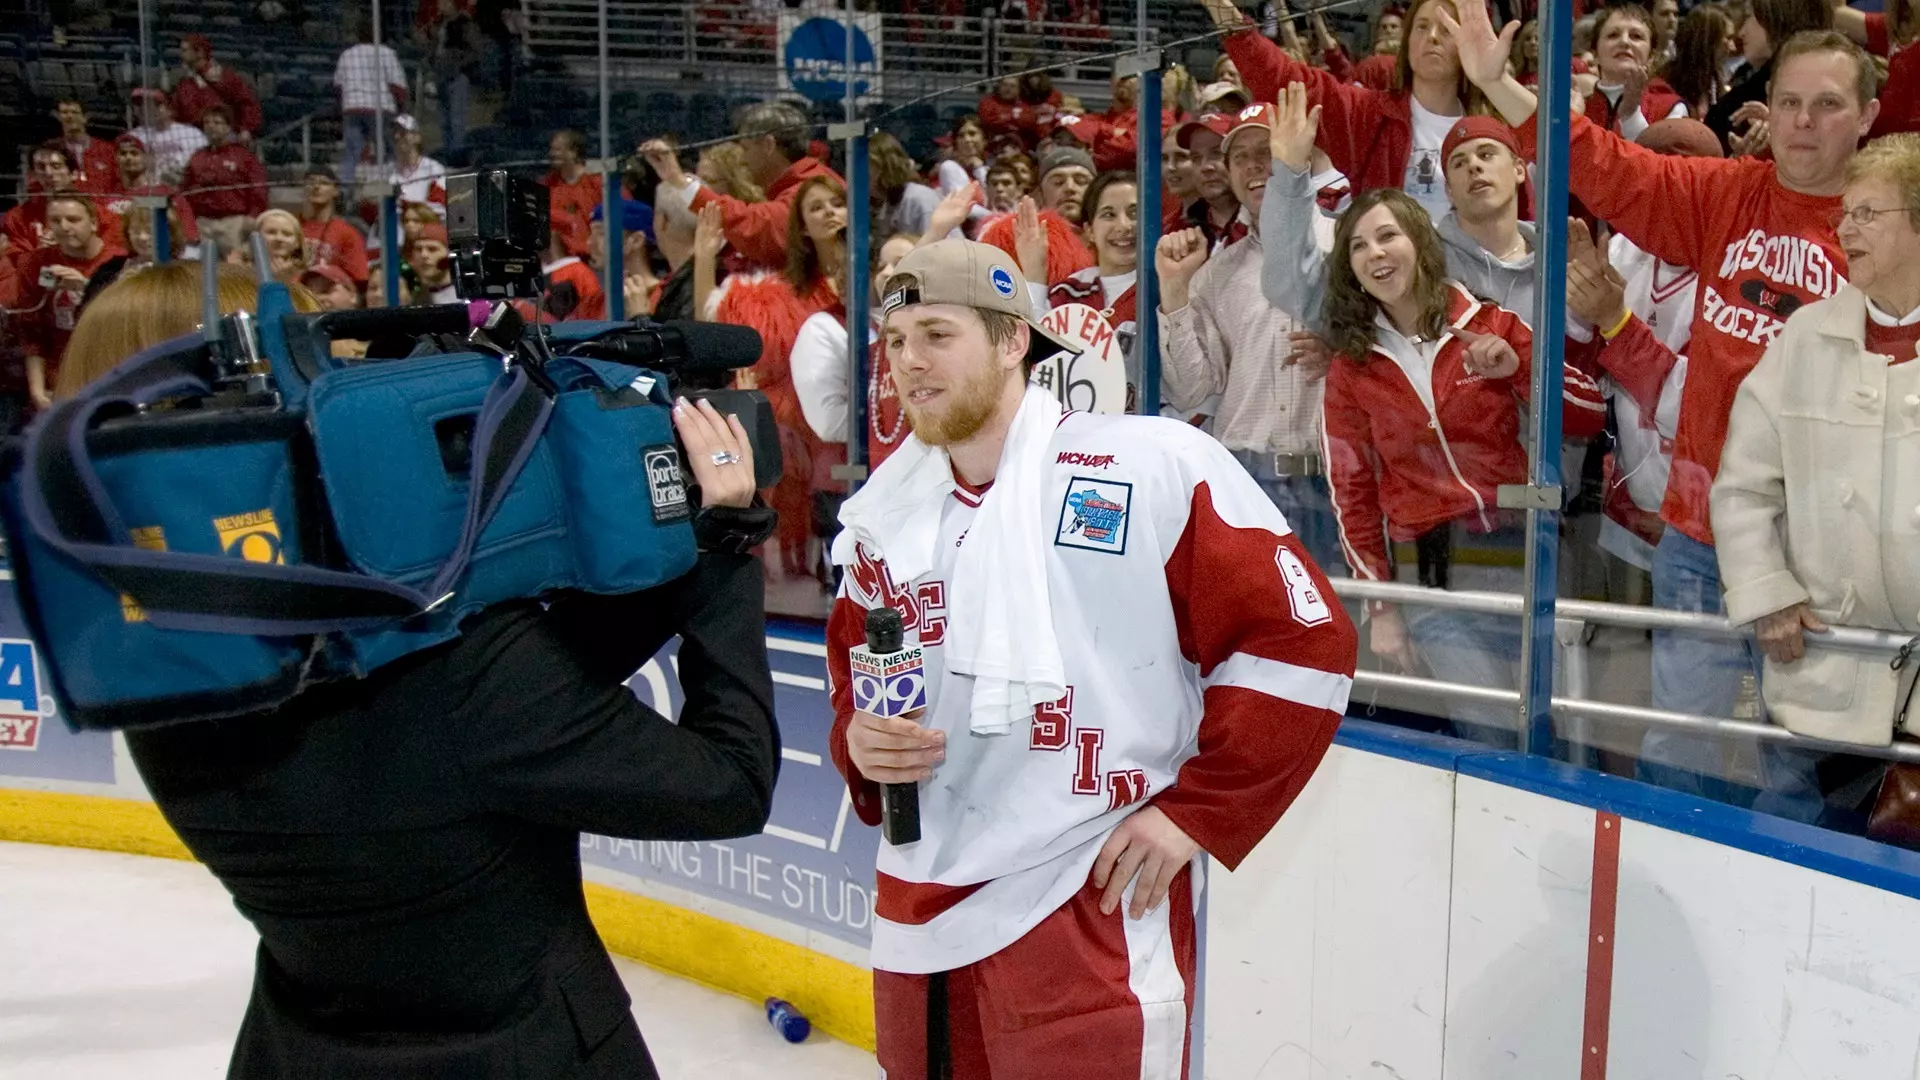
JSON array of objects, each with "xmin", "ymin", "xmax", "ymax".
[
  {"xmin": 183, "ymin": 105, "xmax": 269, "ymax": 256},
  {"xmin": 2, "ymin": 142, "xmax": 123, "ymax": 271},
  {"xmin": 1448, "ymin": 4, "xmax": 1880, "ymax": 821},
  {"xmin": 642, "ymin": 100, "xmax": 843, "ymax": 270},
  {"xmin": 171, "ymin": 34, "xmax": 264, "ymax": 137},
  {"xmin": 52, "ymin": 98, "xmax": 117, "ymax": 190}
]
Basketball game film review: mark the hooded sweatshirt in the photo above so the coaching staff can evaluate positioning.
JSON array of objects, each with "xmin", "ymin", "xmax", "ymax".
[{"xmin": 1437, "ymin": 212, "xmax": 1538, "ymax": 320}]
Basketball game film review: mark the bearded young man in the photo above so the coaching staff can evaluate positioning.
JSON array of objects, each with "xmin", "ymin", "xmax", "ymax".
[{"xmin": 825, "ymin": 238, "xmax": 1356, "ymax": 1079}]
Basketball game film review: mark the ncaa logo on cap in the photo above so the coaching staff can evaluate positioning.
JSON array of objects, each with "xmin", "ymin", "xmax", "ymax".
[{"xmin": 989, "ymin": 265, "xmax": 1017, "ymax": 299}]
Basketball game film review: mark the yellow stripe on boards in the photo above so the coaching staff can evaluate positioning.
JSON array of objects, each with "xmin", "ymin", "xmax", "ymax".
[{"xmin": 0, "ymin": 788, "xmax": 877, "ymax": 1051}]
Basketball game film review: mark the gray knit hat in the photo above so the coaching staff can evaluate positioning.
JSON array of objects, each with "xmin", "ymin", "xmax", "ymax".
[{"xmin": 1036, "ymin": 144, "xmax": 1095, "ymax": 183}]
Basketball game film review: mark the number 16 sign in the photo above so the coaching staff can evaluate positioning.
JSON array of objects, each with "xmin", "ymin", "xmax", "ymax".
[{"xmin": 1032, "ymin": 303, "xmax": 1128, "ymax": 415}]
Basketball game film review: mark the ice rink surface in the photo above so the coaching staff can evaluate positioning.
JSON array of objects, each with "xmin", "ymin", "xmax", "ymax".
[{"xmin": 0, "ymin": 841, "xmax": 875, "ymax": 1079}]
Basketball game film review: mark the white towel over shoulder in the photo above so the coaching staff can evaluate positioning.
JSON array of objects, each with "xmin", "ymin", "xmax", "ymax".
[{"xmin": 832, "ymin": 386, "xmax": 1068, "ymax": 736}]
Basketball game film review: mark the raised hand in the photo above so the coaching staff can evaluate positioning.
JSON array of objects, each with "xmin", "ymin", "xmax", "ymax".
[
  {"xmin": 1565, "ymin": 218, "xmax": 1628, "ymax": 329},
  {"xmin": 1199, "ymin": 0, "xmax": 1244, "ymax": 32},
  {"xmin": 692, "ymin": 202, "xmax": 726, "ymax": 263},
  {"xmin": 1013, "ymin": 196, "xmax": 1049, "ymax": 284},
  {"xmin": 926, "ymin": 181, "xmax": 981, "ymax": 242},
  {"xmin": 1155, "ymin": 228, "xmax": 1210, "ymax": 311},
  {"xmin": 638, "ymin": 138, "xmax": 688, "ymax": 189},
  {"xmin": 1269, "ymin": 81, "xmax": 1322, "ymax": 175},
  {"xmin": 1433, "ymin": 0, "xmax": 1519, "ymax": 90},
  {"xmin": 1455, "ymin": 326, "xmax": 1521, "ymax": 380}
]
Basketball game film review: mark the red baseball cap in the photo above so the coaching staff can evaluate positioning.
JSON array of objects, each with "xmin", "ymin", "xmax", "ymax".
[
  {"xmin": 300, "ymin": 264, "xmax": 355, "ymax": 291},
  {"xmin": 1052, "ymin": 113, "xmax": 1106, "ymax": 147},
  {"xmin": 1222, "ymin": 103, "xmax": 1276, "ymax": 155},
  {"xmin": 415, "ymin": 222, "xmax": 450, "ymax": 247},
  {"xmin": 114, "ymin": 132, "xmax": 148, "ymax": 152},
  {"xmin": 1440, "ymin": 116, "xmax": 1522, "ymax": 169},
  {"xmin": 1173, "ymin": 112, "xmax": 1235, "ymax": 151}
]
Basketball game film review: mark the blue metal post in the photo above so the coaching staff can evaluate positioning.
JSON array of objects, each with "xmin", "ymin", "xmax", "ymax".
[
  {"xmin": 599, "ymin": 0, "xmax": 625, "ymax": 321},
  {"xmin": 838, "ymin": 0, "xmax": 871, "ymax": 490},
  {"xmin": 1131, "ymin": 39, "xmax": 1162, "ymax": 416},
  {"xmin": 845, "ymin": 132, "xmax": 871, "ymax": 483},
  {"xmin": 603, "ymin": 169, "xmax": 626, "ymax": 321},
  {"xmin": 150, "ymin": 201, "xmax": 171, "ymax": 263},
  {"xmin": 380, "ymin": 192, "xmax": 401, "ymax": 308},
  {"xmin": 1519, "ymin": 0, "xmax": 1573, "ymax": 754}
]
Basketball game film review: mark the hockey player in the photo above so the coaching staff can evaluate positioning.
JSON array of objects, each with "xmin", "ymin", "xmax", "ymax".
[{"xmin": 826, "ymin": 238, "xmax": 1358, "ymax": 1078}]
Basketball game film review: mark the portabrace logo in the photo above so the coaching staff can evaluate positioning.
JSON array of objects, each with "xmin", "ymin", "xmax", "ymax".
[
  {"xmin": 643, "ymin": 445, "xmax": 691, "ymax": 524},
  {"xmin": 989, "ymin": 265, "xmax": 1016, "ymax": 299},
  {"xmin": 0, "ymin": 639, "xmax": 55, "ymax": 752}
]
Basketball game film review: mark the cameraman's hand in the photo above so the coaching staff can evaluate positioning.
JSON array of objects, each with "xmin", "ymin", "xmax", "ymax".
[
  {"xmin": 673, "ymin": 396, "xmax": 756, "ymax": 509},
  {"xmin": 847, "ymin": 709, "xmax": 944, "ymax": 784}
]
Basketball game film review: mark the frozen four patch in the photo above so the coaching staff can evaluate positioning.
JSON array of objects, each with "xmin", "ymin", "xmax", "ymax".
[{"xmin": 1054, "ymin": 476, "xmax": 1132, "ymax": 555}]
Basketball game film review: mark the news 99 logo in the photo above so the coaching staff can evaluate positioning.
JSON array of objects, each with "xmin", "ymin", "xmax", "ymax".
[{"xmin": 849, "ymin": 647, "xmax": 927, "ymax": 718}]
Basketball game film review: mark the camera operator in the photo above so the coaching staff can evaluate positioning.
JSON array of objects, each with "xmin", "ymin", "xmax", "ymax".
[{"xmin": 69, "ymin": 268, "xmax": 781, "ymax": 1079}]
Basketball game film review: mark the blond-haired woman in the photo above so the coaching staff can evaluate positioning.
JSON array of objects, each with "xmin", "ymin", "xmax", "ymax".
[{"xmin": 54, "ymin": 262, "xmax": 317, "ymax": 399}]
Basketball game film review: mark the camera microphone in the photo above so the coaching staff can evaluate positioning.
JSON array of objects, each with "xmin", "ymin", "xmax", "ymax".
[
  {"xmin": 848, "ymin": 606, "xmax": 928, "ymax": 846},
  {"xmin": 568, "ymin": 321, "xmax": 764, "ymax": 375}
]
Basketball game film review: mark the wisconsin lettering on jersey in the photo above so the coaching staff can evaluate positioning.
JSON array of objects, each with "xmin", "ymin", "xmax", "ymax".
[
  {"xmin": 847, "ymin": 543, "xmax": 949, "ymax": 647},
  {"xmin": 1703, "ymin": 228, "xmax": 1847, "ymax": 346}
]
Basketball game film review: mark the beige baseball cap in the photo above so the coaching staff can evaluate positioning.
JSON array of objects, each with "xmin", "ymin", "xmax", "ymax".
[{"xmin": 879, "ymin": 239, "xmax": 1082, "ymax": 366}]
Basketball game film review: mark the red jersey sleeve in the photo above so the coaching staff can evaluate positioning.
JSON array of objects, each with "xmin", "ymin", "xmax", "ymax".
[
  {"xmin": 1591, "ymin": 313, "xmax": 1680, "ymax": 420},
  {"xmin": 1221, "ymin": 25, "xmax": 1389, "ymax": 182},
  {"xmin": 1320, "ymin": 360, "xmax": 1392, "ymax": 582},
  {"xmin": 1322, "ymin": 43, "xmax": 1354, "ymax": 82},
  {"xmin": 333, "ymin": 220, "xmax": 369, "ymax": 282},
  {"xmin": 1518, "ymin": 112, "xmax": 1745, "ymax": 272},
  {"xmin": 827, "ymin": 593, "xmax": 885, "ymax": 827},
  {"xmin": 689, "ymin": 186, "xmax": 799, "ymax": 269},
  {"xmin": 1158, "ymin": 475, "xmax": 1356, "ymax": 870}
]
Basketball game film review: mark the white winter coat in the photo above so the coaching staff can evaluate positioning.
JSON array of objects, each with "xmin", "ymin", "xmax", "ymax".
[{"xmin": 1712, "ymin": 286, "xmax": 1920, "ymax": 746}]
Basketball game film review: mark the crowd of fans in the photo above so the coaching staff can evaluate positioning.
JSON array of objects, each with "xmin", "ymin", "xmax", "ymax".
[{"xmin": 4, "ymin": 0, "xmax": 1920, "ymax": 833}]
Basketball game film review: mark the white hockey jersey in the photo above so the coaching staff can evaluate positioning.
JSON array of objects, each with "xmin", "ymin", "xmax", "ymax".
[{"xmin": 826, "ymin": 412, "xmax": 1358, "ymax": 975}]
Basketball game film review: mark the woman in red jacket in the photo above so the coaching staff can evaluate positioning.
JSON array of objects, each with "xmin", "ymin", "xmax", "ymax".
[
  {"xmin": 704, "ymin": 175, "xmax": 848, "ymax": 588},
  {"xmin": 1202, "ymin": 0, "xmax": 1481, "ymax": 223},
  {"xmin": 1313, "ymin": 186, "xmax": 1604, "ymax": 745}
]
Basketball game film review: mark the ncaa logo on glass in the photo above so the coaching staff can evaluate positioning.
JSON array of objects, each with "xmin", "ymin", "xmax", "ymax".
[{"xmin": 989, "ymin": 265, "xmax": 1017, "ymax": 299}]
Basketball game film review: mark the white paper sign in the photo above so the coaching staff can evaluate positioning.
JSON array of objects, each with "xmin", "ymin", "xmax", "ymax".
[{"xmin": 1032, "ymin": 303, "xmax": 1128, "ymax": 414}]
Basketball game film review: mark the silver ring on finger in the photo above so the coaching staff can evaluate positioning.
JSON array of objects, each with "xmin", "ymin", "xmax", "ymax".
[{"xmin": 710, "ymin": 450, "xmax": 741, "ymax": 466}]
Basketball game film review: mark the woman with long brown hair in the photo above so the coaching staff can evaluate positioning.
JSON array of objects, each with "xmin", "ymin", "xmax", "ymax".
[
  {"xmin": 701, "ymin": 173, "xmax": 849, "ymax": 587},
  {"xmin": 1263, "ymin": 86, "xmax": 1605, "ymax": 745},
  {"xmin": 1662, "ymin": 4, "xmax": 1738, "ymax": 118}
]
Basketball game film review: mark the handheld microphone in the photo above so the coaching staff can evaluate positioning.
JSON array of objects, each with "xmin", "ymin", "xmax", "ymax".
[{"xmin": 849, "ymin": 606, "xmax": 928, "ymax": 846}]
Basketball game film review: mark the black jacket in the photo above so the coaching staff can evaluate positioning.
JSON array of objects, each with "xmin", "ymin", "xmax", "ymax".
[{"xmin": 125, "ymin": 553, "xmax": 779, "ymax": 1079}]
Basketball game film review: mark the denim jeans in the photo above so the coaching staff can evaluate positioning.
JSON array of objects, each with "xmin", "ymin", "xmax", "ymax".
[
  {"xmin": 436, "ymin": 73, "xmax": 470, "ymax": 156},
  {"xmin": 1641, "ymin": 528, "xmax": 1825, "ymax": 822},
  {"xmin": 1403, "ymin": 558, "xmax": 1525, "ymax": 750},
  {"xmin": 1229, "ymin": 452, "xmax": 1346, "ymax": 583},
  {"xmin": 340, "ymin": 110, "xmax": 383, "ymax": 196}
]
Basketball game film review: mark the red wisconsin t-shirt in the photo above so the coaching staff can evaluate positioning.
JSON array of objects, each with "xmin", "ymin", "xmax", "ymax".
[{"xmin": 1525, "ymin": 112, "xmax": 1846, "ymax": 545}]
